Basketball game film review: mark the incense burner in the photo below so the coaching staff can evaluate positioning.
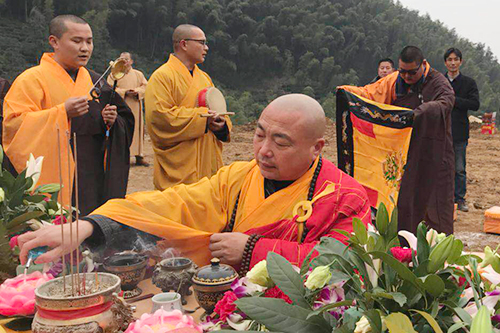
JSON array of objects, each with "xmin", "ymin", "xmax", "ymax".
[
  {"xmin": 152, "ymin": 257, "xmax": 197, "ymax": 305},
  {"xmin": 192, "ymin": 258, "xmax": 238, "ymax": 313},
  {"xmin": 103, "ymin": 253, "xmax": 147, "ymax": 298},
  {"xmin": 32, "ymin": 272, "xmax": 133, "ymax": 333}
]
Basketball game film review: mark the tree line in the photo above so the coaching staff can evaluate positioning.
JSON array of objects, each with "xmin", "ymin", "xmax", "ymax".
[{"xmin": 1, "ymin": 0, "xmax": 499, "ymax": 123}]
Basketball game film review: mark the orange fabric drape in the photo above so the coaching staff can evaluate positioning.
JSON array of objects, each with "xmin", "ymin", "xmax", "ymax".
[
  {"xmin": 92, "ymin": 158, "xmax": 319, "ymax": 266},
  {"xmin": 2, "ymin": 53, "xmax": 93, "ymax": 205}
]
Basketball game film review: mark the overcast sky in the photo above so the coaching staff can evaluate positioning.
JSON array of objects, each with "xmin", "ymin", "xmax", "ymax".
[{"xmin": 396, "ymin": 0, "xmax": 499, "ymax": 61}]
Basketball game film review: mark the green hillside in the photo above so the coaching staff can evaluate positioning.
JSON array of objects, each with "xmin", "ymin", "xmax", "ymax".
[{"xmin": 1, "ymin": 0, "xmax": 499, "ymax": 123}]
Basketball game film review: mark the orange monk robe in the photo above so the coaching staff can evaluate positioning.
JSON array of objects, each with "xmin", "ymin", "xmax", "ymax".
[
  {"xmin": 144, "ymin": 54, "xmax": 232, "ymax": 190},
  {"xmin": 92, "ymin": 157, "xmax": 371, "ymax": 267},
  {"xmin": 2, "ymin": 53, "xmax": 93, "ymax": 205},
  {"xmin": 107, "ymin": 68, "xmax": 147, "ymax": 157}
]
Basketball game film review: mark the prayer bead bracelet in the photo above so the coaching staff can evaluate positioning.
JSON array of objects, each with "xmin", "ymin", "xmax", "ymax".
[{"xmin": 239, "ymin": 234, "xmax": 263, "ymax": 276}]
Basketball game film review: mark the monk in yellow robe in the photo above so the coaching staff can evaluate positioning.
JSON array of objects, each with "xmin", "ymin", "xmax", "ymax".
[
  {"xmin": 2, "ymin": 15, "xmax": 134, "ymax": 214},
  {"xmin": 107, "ymin": 52, "xmax": 149, "ymax": 166},
  {"xmin": 18, "ymin": 94, "xmax": 370, "ymax": 276},
  {"xmin": 145, "ymin": 24, "xmax": 232, "ymax": 190}
]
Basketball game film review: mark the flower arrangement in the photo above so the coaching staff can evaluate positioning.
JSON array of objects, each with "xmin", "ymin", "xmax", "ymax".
[
  {"xmin": 0, "ymin": 145, "xmax": 66, "ymax": 280},
  {"xmin": 206, "ymin": 203, "xmax": 500, "ymax": 332},
  {"xmin": 0, "ymin": 271, "xmax": 53, "ymax": 317}
]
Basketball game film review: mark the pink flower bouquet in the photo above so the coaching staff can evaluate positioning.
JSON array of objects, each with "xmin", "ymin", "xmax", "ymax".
[{"xmin": 0, "ymin": 271, "xmax": 53, "ymax": 316}]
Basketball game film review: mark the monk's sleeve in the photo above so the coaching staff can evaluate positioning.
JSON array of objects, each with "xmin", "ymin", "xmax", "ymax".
[
  {"xmin": 338, "ymin": 73, "xmax": 397, "ymax": 104},
  {"xmin": 146, "ymin": 71, "xmax": 208, "ymax": 145},
  {"xmin": 249, "ymin": 189, "xmax": 371, "ymax": 267},
  {"xmin": 135, "ymin": 71, "xmax": 148, "ymax": 99},
  {"xmin": 415, "ymin": 77, "xmax": 455, "ymax": 121},
  {"xmin": 2, "ymin": 71, "xmax": 68, "ymax": 172}
]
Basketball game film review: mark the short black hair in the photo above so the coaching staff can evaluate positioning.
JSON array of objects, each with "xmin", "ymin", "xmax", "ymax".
[
  {"xmin": 444, "ymin": 47, "xmax": 463, "ymax": 61},
  {"xmin": 400, "ymin": 46, "xmax": 424, "ymax": 65},
  {"xmin": 49, "ymin": 15, "xmax": 89, "ymax": 38},
  {"xmin": 378, "ymin": 58, "xmax": 394, "ymax": 68}
]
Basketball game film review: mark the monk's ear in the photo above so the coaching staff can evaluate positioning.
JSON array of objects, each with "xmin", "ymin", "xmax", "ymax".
[
  {"xmin": 312, "ymin": 138, "xmax": 325, "ymax": 157},
  {"xmin": 48, "ymin": 35, "xmax": 59, "ymax": 50}
]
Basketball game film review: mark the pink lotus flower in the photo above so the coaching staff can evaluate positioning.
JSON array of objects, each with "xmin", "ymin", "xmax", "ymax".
[
  {"xmin": 125, "ymin": 309, "xmax": 202, "ymax": 333},
  {"xmin": 0, "ymin": 271, "xmax": 53, "ymax": 316}
]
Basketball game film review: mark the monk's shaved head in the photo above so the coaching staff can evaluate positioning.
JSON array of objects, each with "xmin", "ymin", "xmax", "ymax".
[
  {"xmin": 263, "ymin": 94, "xmax": 326, "ymax": 140},
  {"xmin": 120, "ymin": 52, "xmax": 132, "ymax": 60},
  {"xmin": 254, "ymin": 94, "xmax": 326, "ymax": 181},
  {"xmin": 173, "ymin": 24, "xmax": 203, "ymax": 50},
  {"xmin": 49, "ymin": 15, "xmax": 89, "ymax": 38}
]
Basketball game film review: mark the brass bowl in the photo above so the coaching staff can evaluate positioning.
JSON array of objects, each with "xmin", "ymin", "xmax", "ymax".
[
  {"xmin": 103, "ymin": 253, "xmax": 147, "ymax": 291},
  {"xmin": 192, "ymin": 258, "xmax": 238, "ymax": 313}
]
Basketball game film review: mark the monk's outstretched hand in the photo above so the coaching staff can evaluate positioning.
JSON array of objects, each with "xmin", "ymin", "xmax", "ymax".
[
  {"xmin": 17, "ymin": 220, "xmax": 94, "ymax": 265},
  {"xmin": 209, "ymin": 232, "xmax": 249, "ymax": 265}
]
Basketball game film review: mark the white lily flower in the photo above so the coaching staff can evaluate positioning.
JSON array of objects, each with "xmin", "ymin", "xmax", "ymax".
[
  {"xmin": 0, "ymin": 187, "xmax": 4, "ymax": 202},
  {"xmin": 398, "ymin": 230, "xmax": 417, "ymax": 250},
  {"xmin": 481, "ymin": 265, "xmax": 500, "ymax": 286},
  {"xmin": 26, "ymin": 154, "xmax": 44, "ymax": 192},
  {"xmin": 365, "ymin": 258, "xmax": 381, "ymax": 288},
  {"xmin": 227, "ymin": 314, "xmax": 253, "ymax": 331}
]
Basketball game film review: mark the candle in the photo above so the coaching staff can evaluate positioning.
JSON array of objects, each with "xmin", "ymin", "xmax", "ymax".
[
  {"xmin": 124, "ymin": 309, "xmax": 202, "ymax": 333},
  {"xmin": 0, "ymin": 271, "xmax": 53, "ymax": 316}
]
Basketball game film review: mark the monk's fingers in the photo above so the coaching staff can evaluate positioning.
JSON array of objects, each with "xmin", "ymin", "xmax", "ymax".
[
  {"xmin": 35, "ymin": 247, "xmax": 63, "ymax": 265},
  {"xmin": 17, "ymin": 231, "xmax": 36, "ymax": 249},
  {"xmin": 210, "ymin": 249, "xmax": 226, "ymax": 261},
  {"xmin": 19, "ymin": 235, "xmax": 47, "ymax": 265},
  {"xmin": 209, "ymin": 233, "xmax": 226, "ymax": 243}
]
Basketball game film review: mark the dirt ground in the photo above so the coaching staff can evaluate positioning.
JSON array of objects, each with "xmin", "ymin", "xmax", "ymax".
[{"xmin": 127, "ymin": 121, "xmax": 500, "ymax": 251}]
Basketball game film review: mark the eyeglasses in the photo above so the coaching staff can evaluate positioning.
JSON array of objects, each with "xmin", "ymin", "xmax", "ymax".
[
  {"xmin": 398, "ymin": 63, "xmax": 422, "ymax": 76},
  {"xmin": 182, "ymin": 39, "xmax": 208, "ymax": 46}
]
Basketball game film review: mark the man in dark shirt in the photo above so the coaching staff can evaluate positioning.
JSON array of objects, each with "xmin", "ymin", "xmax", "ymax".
[{"xmin": 444, "ymin": 47, "xmax": 480, "ymax": 212}]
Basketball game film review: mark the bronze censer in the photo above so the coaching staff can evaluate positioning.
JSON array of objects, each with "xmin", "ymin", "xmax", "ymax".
[
  {"xmin": 32, "ymin": 272, "xmax": 133, "ymax": 333},
  {"xmin": 152, "ymin": 257, "xmax": 197, "ymax": 305}
]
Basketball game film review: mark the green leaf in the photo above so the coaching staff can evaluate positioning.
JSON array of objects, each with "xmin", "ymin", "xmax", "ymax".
[
  {"xmin": 375, "ymin": 202, "xmax": 389, "ymax": 236},
  {"xmin": 387, "ymin": 206, "xmax": 399, "ymax": 241},
  {"xmin": 416, "ymin": 222, "xmax": 430, "ymax": 265},
  {"xmin": 342, "ymin": 308, "xmax": 363, "ymax": 330},
  {"xmin": 332, "ymin": 229, "xmax": 352, "ymax": 239},
  {"xmin": 235, "ymin": 298, "xmax": 331, "ymax": 333},
  {"xmin": 369, "ymin": 251, "xmax": 425, "ymax": 294},
  {"xmin": 446, "ymin": 239, "xmax": 463, "ymax": 265},
  {"xmin": 454, "ymin": 254, "xmax": 482, "ymax": 266},
  {"xmin": 420, "ymin": 274, "xmax": 445, "ymax": 298},
  {"xmin": 385, "ymin": 313, "xmax": 417, "ymax": 333},
  {"xmin": 266, "ymin": 252, "xmax": 309, "ymax": 309},
  {"xmin": 372, "ymin": 291, "xmax": 407, "ymax": 307},
  {"xmin": 364, "ymin": 309, "xmax": 382, "ymax": 333},
  {"xmin": 452, "ymin": 307, "xmax": 472, "ymax": 326},
  {"xmin": 306, "ymin": 300, "xmax": 354, "ymax": 319},
  {"xmin": 352, "ymin": 218, "xmax": 367, "ymax": 245},
  {"xmin": 410, "ymin": 310, "xmax": 443, "ymax": 333},
  {"xmin": 6, "ymin": 211, "xmax": 44, "ymax": 230},
  {"xmin": 300, "ymin": 248, "xmax": 315, "ymax": 277},
  {"xmin": 34, "ymin": 183, "xmax": 61, "ymax": 194},
  {"xmin": 428, "ymin": 235, "xmax": 454, "ymax": 273},
  {"xmin": 470, "ymin": 306, "xmax": 493, "ymax": 333},
  {"xmin": 447, "ymin": 322, "xmax": 467, "ymax": 333}
]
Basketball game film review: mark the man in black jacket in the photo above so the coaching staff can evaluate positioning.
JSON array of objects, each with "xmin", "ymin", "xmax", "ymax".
[{"xmin": 444, "ymin": 47, "xmax": 480, "ymax": 212}]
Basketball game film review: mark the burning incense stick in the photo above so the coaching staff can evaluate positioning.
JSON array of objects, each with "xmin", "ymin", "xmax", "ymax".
[
  {"xmin": 66, "ymin": 131, "xmax": 74, "ymax": 296},
  {"xmin": 73, "ymin": 132, "xmax": 81, "ymax": 295},
  {"xmin": 56, "ymin": 125, "xmax": 66, "ymax": 293}
]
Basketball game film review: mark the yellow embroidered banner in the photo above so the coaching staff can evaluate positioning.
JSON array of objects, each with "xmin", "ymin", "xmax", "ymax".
[{"xmin": 336, "ymin": 89, "xmax": 414, "ymax": 214}]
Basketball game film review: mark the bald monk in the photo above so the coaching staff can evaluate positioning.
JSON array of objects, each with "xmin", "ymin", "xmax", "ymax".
[
  {"xmin": 339, "ymin": 46, "xmax": 455, "ymax": 235},
  {"xmin": 107, "ymin": 52, "xmax": 149, "ymax": 166},
  {"xmin": 18, "ymin": 94, "xmax": 371, "ymax": 274},
  {"xmin": 145, "ymin": 24, "xmax": 232, "ymax": 190},
  {"xmin": 3, "ymin": 15, "xmax": 134, "ymax": 215}
]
